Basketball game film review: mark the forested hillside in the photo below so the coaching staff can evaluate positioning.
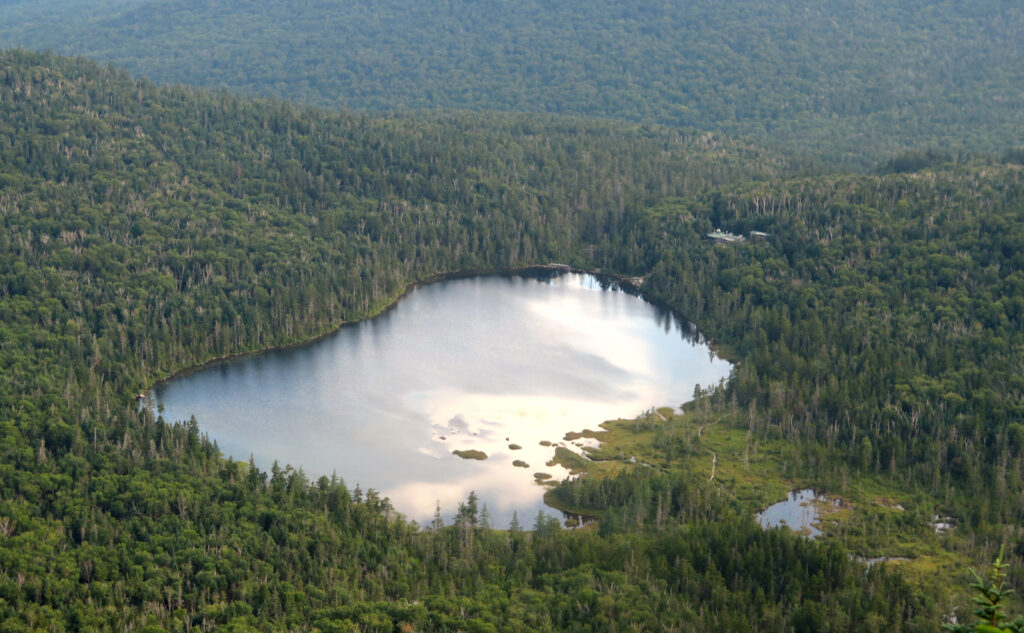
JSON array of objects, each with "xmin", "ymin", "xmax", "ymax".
[
  {"xmin": 1, "ymin": 0, "xmax": 1022, "ymax": 166},
  {"xmin": 617, "ymin": 165, "xmax": 1024, "ymax": 521},
  {"xmin": 0, "ymin": 48, "xmax": 792, "ymax": 402},
  {"xmin": 0, "ymin": 50, "xmax": 915, "ymax": 632},
  {"xmin": 571, "ymin": 161, "xmax": 1024, "ymax": 579},
  {"xmin": 1, "ymin": 45, "xmax": 1023, "ymax": 630}
]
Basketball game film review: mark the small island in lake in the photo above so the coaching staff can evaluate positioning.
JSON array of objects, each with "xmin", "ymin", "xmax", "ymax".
[{"xmin": 453, "ymin": 449, "xmax": 488, "ymax": 460}]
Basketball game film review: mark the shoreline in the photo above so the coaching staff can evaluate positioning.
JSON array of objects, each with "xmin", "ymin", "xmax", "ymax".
[
  {"xmin": 142, "ymin": 262, "xmax": 671, "ymax": 396},
  {"xmin": 143, "ymin": 263, "xmax": 569, "ymax": 394},
  {"xmin": 139, "ymin": 262, "xmax": 726, "ymax": 525}
]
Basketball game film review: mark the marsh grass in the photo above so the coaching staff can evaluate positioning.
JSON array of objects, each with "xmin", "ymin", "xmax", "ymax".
[{"xmin": 547, "ymin": 404, "xmax": 976, "ymax": 603}]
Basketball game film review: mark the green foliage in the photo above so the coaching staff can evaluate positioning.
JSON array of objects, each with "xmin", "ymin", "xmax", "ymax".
[
  {"xmin": 946, "ymin": 547, "xmax": 1024, "ymax": 633},
  {"xmin": 880, "ymin": 148, "xmax": 954, "ymax": 174},
  {"xmin": 1, "ymin": 46, "xmax": 1023, "ymax": 631},
  {"xmin": 969, "ymin": 548, "xmax": 1017, "ymax": 630},
  {"xmin": 597, "ymin": 165, "xmax": 1024, "ymax": 537},
  {"xmin": 0, "ymin": 50, "xmax": 925, "ymax": 631},
  {"xmin": 1, "ymin": 1, "xmax": 1023, "ymax": 166}
]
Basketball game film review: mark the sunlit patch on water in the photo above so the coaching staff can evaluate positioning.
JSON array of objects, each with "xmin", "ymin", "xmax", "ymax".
[{"xmin": 150, "ymin": 271, "xmax": 732, "ymax": 528}]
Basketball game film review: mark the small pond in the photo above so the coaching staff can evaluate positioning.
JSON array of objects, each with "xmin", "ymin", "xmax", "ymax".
[{"xmin": 757, "ymin": 489, "xmax": 834, "ymax": 539}]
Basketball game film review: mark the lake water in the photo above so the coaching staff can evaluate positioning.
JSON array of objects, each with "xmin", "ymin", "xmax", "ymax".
[{"xmin": 150, "ymin": 270, "xmax": 732, "ymax": 527}]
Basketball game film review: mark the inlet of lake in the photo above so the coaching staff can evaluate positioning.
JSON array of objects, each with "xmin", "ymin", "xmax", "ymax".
[{"xmin": 149, "ymin": 270, "xmax": 732, "ymax": 528}]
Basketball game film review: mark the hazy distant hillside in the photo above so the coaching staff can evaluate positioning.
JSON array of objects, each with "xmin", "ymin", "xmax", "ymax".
[{"xmin": 1, "ymin": 0, "xmax": 1022, "ymax": 166}]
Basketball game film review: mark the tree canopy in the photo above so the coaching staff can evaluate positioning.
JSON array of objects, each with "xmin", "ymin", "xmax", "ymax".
[
  {"xmin": 0, "ymin": 47, "xmax": 1022, "ymax": 631},
  {"xmin": 1, "ymin": 0, "xmax": 1023, "ymax": 166}
]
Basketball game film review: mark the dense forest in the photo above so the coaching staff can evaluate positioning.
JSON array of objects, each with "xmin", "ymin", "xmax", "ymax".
[
  {"xmin": 0, "ymin": 50, "xmax": 907, "ymax": 632},
  {"xmin": 0, "ymin": 20, "xmax": 1023, "ymax": 633},
  {"xmin": 616, "ymin": 163, "xmax": 1024, "ymax": 527},
  {"xmin": 0, "ymin": 0, "xmax": 1022, "ymax": 166}
]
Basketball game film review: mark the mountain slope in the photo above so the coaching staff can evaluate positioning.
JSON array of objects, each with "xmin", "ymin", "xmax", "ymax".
[
  {"xmin": 3, "ymin": 50, "xmax": 928, "ymax": 632},
  {"xmin": 3, "ymin": 47, "xmax": 1023, "ymax": 632},
  {"xmin": 1, "ymin": 0, "xmax": 1022, "ymax": 166}
]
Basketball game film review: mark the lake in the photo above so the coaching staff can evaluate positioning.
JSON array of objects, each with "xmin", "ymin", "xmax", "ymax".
[{"xmin": 149, "ymin": 270, "xmax": 732, "ymax": 527}]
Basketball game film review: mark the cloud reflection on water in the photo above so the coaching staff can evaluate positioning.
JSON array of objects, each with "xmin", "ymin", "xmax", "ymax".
[{"xmin": 151, "ymin": 272, "xmax": 732, "ymax": 527}]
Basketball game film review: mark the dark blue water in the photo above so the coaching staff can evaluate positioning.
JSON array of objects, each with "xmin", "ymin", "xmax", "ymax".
[{"xmin": 151, "ymin": 271, "xmax": 732, "ymax": 527}]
